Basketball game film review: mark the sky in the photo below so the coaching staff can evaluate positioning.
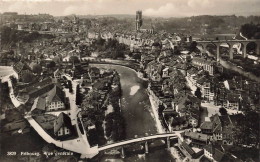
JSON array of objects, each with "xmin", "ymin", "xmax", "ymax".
[{"xmin": 0, "ymin": 0, "xmax": 260, "ymax": 17}]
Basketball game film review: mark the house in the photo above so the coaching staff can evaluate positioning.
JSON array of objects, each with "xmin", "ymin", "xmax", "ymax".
[
  {"xmin": 13, "ymin": 61, "xmax": 32, "ymax": 81},
  {"xmin": 16, "ymin": 78, "xmax": 55, "ymax": 103},
  {"xmin": 200, "ymin": 121, "xmax": 213, "ymax": 134},
  {"xmin": 192, "ymin": 57, "xmax": 216, "ymax": 76},
  {"xmin": 226, "ymin": 93, "xmax": 240, "ymax": 110},
  {"xmin": 203, "ymin": 144, "xmax": 241, "ymax": 162},
  {"xmin": 31, "ymin": 97, "xmax": 46, "ymax": 114},
  {"xmin": 171, "ymin": 92, "xmax": 201, "ymax": 116},
  {"xmin": 30, "ymin": 85, "xmax": 67, "ymax": 113},
  {"xmin": 204, "ymin": 144, "xmax": 225, "ymax": 162},
  {"xmin": 200, "ymin": 114, "xmax": 243, "ymax": 145},
  {"xmin": 145, "ymin": 61, "xmax": 163, "ymax": 82},
  {"xmin": 202, "ymin": 81, "xmax": 215, "ymax": 102},
  {"xmin": 196, "ymin": 75, "xmax": 215, "ymax": 102},
  {"xmin": 54, "ymin": 112, "xmax": 74, "ymax": 138},
  {"xmin": 54, "ymin": 69, "xmax": 63, "ymax": 79},
  {"xmin": 187, "ymin": 66, "xmax": 199, "ymax": 86},
  {"xmin": 168, "ymin": 116, "xmax": 189, "ymax": 131},
  {"xmin": 179, "ymin": 141, "xmax": 197, "ymax": 159},
  {"xmin": 162, "ymin": 67, "xmax": 169, "ymax": 78},
  {"xmin": 183, "ymin": 131, "xmax": 209, "ymax": 148},
  {"xmin": 214, "ymin": 82, "xmax": 227, "ymax": 106},
  {"xmin": 45, "ymin": 86, "xmax": 67, "ymax": 111},
  {"xmin": 188, "ymin": 108, "xmax": 200, "ymax": 127},
  {"xmin": 178, "ymin": 141, "xmax": 204, "ymax": 160}
]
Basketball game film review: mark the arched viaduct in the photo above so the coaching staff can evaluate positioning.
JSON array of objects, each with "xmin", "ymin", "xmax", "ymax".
[{"xmin": 196, "ymin": 39, "xmax": 260, "ymax": 61}]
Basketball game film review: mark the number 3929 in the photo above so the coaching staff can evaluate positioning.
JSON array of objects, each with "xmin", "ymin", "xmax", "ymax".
[{"xmin": 7, "ymin": 152, "xmax": 16, "ymax": 156}]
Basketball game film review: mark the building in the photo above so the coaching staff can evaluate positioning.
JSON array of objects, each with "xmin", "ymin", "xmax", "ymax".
[
  {"xmin": 16, "ymin": 78, "xmax": 55, "ymax": 104},
  {"xmin": 202, "ymin": 81, "xmax": 215, "ymax": 102},
  {"xmin": 30, "ymin": 85, "xmax": 67, "ymax": 113},
  {"xmin": 171, "ymin": 92, "xmax": 201, "ymax": 116},
  {"xmin": 162, "ymin": 67, "xmax": 170, "ymax": 78},
  {"xmin": 203, "ymin": 144, "xmax": 242, "ymax": 162},
  {"xmin": 53, "ymin": 69, "xmax": 63, "ymax": 79},
  {"xmin": 183, "ymin": 131, "xmax": 209, "ymax": 148},
  {"xmin": 200, "ymin": 114, "xmax": 243, "ymax": 145},
  {"xmin": 31, "ymin": 97, "xmax": 46, "ymax": 114},
  {"xmin": 13, "ymin": 61, "xmax": 32, "ymax": 81},
  {"xmin": 178, "ymin": 140, "xmax": 204, "ymax": 160},
  {"xmin": 200, "ymin": 121, "xmax": 213, "ymax": 134},
  {"xmin": 226, "ymin": 93, "xmax": 240, "ymax": 110},
  {"xmin": 54, "ymin": 112, "xmax": 74, "ymax": 138},
  {"xmin": 204, "ymin": 144, "xmax": 225, "ymax": 162},
  {"xmin": 192, "ymin": 57, "xmax": 216, "ymax": 76},
  {"xmin": 136, "ymin": 10, "xmax": 142, "ymax": 31},
  {"xmin": 45, "ymin": 86, "xmax": 66, "ymax": 111}
]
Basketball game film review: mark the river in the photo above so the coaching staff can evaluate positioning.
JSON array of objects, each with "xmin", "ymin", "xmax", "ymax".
[{"xmin": 90, "ymin": 64, "xmax": 175, "ymax": 162}]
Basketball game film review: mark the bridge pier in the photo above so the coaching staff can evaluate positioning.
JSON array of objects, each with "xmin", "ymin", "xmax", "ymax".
[
  {"xmin": 242, "ymin": 42, "xmax": 249, "ymax": 58},
  {"xmin": 228, "ymin": 42, "xmax": 236, "ymax": 60},
  {"xmin": 257, "ymin": 42, "xmax": 260, "ymax": 55},
  {"xmin": 166, "ymin": 136, "xmax": 170, "ymax": 148},
  {"xmin": 145, "ymin": 141, "xmax": 149, "ymax": 154},
  {"xmin": 120, "ymin": 147, "xmax": 125, "ymax": 158},
  {"xmin": 216, "ymin": 44, "xmax": 220, "ymax": 62},
  {"xmin": 229, "ymin": 46, "xmax": 234, "ymax": 60}
]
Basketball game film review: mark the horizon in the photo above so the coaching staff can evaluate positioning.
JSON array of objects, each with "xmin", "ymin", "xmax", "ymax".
[
  {"xmin": 2, "ymin": 11, "xmax": 260, "ymax": 19},
  {"xmin": 0, "ymin": 0, "xmax": 260, "ymax": 18}
]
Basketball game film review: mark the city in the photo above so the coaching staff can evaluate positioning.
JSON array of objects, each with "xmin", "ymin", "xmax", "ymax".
[{"xmin": 0, "ymin": 1, "xmax": 260, "ymax": 162}]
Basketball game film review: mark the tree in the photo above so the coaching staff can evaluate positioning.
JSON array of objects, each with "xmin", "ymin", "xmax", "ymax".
[
  {"xmin": 32, "ymin": 64, "xmax": 42, "ymax": 75},
  {"xmin": 240, "ymin": 23, "xmax": 260, "ymax": 39},
  {"xmin": 69, "ymin": 56, "xmax": 80, "ymax": 64},
  {"xmin": 22, "ymin": 72, "xmax": 34, "ymax": 83},
  {"xmin": 48, "ymin": 61, "xmax": 56, "ymax": 68},
  {"xmin": 67, "ymin": 80, "xmax": 73, "ymax": 93},
  {"xmin": 76, "ymin": 85, "xmax": 82, "ymax": 105},
  {"xmin": 189, "ymin": 41, "xmax": 197, "ymax": 52},
  {"xmin": 233, "ymin": 111, "xmax": 259, "ymax": 147},
  {"xmin": 195, "ymin": 87, "xmax": 202, "ymax": 99},
  {"xmin": 39, "ymin": 54, "xmax": 44, "ymax": 60},
  {"xmin": 219, "ymin": 107, "xmax": 227, "ymax": 116},
  {"xmin": 10, "ymin": 76, "xmax": 17, "ymax": 85},
  {"xmin": 52, "ymin": 56, "xmax": 61, "ymax": 64},
  {"xmin": 244, "ymin": 111, "xmax": 260, "ymax": 147},
  {"xmin": 132, "ymin": 53, "xmax": 141, "ymax": 60},
  {"xmin": 95, "ymin": 37, "xmax": 105, "ymax": 46}
]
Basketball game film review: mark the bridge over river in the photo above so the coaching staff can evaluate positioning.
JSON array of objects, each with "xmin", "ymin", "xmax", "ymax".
[
  {"xmin": 196, "ymin": 39, "xmax": 260, "ymax": 61},
  {"xmin": 97, "ymin": 133, "xmax": 179, "ymax": 158}
]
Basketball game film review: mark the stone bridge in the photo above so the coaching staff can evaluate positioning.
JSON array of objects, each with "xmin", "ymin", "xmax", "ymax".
[
  {"xmin": 97, "ymin": 133, "xmax": 178, "ymax": 158},
  {"xmin": 196, "ymin": 39, "xmax": 260, "ymax": 61}
]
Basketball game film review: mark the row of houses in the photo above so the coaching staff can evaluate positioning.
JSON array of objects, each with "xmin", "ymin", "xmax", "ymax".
[
  {"xmin": 147, "ymin": 64, "xmax": 202, "ymax": 131},
  {"xmin": 86, "ymin": 28, "xmax": 188, "ymax": 53},
  {"xmin": 177, "ymin": 113, "xmax": 244, "ymax": 161},
  {"xmin": 186, "ymin": 56, "xmax": 260, "ymax": 111}
]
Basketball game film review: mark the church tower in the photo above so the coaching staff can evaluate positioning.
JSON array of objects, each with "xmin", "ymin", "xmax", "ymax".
[{"xmin": 136, "ymin": 10, "xmax": 142, "ymax": 31}]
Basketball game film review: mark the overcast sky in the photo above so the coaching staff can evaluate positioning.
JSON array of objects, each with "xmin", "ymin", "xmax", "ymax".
[{"xmin": 0, "ymin": 0, "xmax": 259, "ymax": 17}]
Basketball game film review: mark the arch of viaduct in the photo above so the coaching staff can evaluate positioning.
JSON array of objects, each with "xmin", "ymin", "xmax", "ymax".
[{"xmin": 196, "ymin": 39, "xmax": 260, "ymax": 61}]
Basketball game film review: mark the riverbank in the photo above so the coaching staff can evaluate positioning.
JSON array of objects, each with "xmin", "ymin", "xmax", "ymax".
[
  {"xmin": 89, "ymin": 63, "xmax": 176, "ymax": 161},
  {"xmin": 148, "ymin": 95, "xmax": 165, "ymax": 134},
  {"xmin": 88, "ymin": 59, "xmax": 148, "ymax": 81},
  {"xmin": 0, "ymin": 66, "xmax": 15, "ymax": 80}
]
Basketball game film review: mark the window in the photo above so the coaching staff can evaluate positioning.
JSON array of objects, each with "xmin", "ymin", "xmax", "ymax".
[
  {"xmin": 58, "ymin": 129, "xmax": 62, "ymax": 136},
  {"xmin": 66, "ymin": 129, "xmax": 70, "ymax": 134}
]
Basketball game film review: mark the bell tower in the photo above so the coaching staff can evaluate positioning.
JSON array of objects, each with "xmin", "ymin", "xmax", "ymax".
[{"xmin": 136, "ymin": 10, "xmax": 142, "ymax": 31}]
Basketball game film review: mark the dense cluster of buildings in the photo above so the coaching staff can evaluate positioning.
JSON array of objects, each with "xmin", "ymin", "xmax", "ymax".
[{"xmin": 1, "ymin": 11, "xmax": 259, "ymax": 162}]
